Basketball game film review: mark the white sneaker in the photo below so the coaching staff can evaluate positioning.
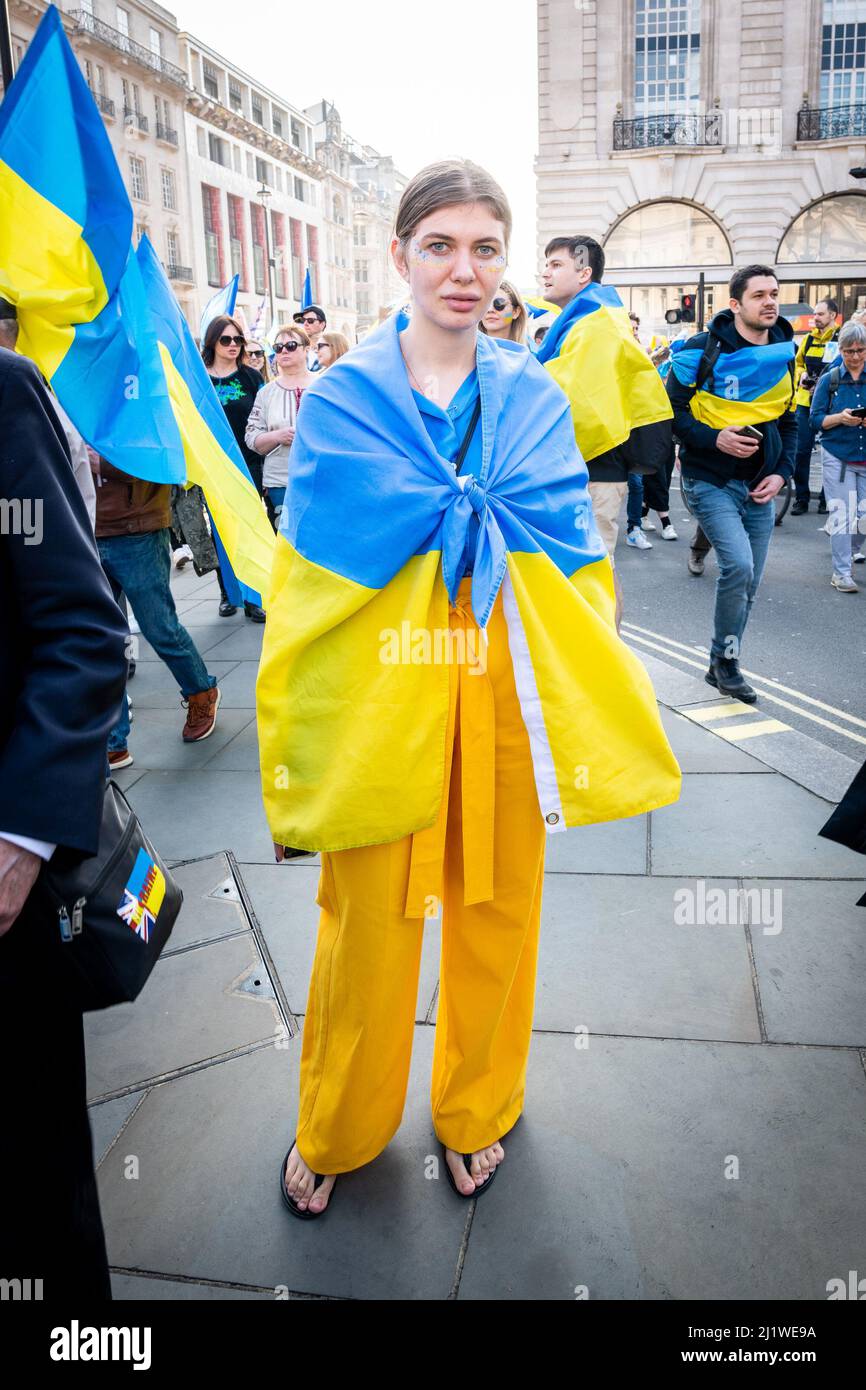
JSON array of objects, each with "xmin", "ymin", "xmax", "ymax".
[
  {"xmin": 172, "ymin": 544, "xmax": 194, "ymax": 570},
  {"xmin": 853, "ymin": 548, "xmax": 865, "ymax": 564},
  {"xmin": 641, "ymin": 516, "xmax": 656, "ymax": 532},
  {"xmin": 660, "ymin": 523, "xmax": 678, "ymax": 540},
  {"xmin": 830, "ymin": 572, "xmax": 859, "ymax": 592},
  {"xmin": 627, "ymin": 529, "xmax": 653, "ymax": 550}
]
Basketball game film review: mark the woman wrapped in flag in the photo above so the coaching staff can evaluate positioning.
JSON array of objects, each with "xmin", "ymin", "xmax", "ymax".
[{"xmin": 256, "ymin": 160, "xmax": 681, "ymax": 1218}]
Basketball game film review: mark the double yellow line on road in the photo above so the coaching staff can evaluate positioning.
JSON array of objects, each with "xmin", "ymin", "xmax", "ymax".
[{"xmin": 623, "ymin": 621, "xmax": 866, "ymax": 748}]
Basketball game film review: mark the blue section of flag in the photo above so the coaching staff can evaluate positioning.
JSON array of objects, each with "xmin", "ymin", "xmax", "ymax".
[
  {"xmin": 301, "ymin": 267, "xmax": 313, "ymax": 310},
  {"xmin": 198, "ymin": 274, "xmax": 239, "ymax": 345}
]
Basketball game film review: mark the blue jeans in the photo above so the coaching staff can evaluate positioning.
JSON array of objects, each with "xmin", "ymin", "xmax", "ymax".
[
  {"xmin": 97, "ymin": 529, "xmax": 215, "ymax": 751},
  {"xmin": 680, "ymin": 476, "xmax": 776, "ymax": 662},
  {"xmin": 626, "ymin": 473, "xmax": 643, "ymax": 531}
]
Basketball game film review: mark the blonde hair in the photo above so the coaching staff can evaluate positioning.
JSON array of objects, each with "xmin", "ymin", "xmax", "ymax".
[
  {"xmin": 479, "ymin": 279, "xmax": 527, "ymax": 344},
  {"xmin": 274, "ymin": 323, "xmax": 310, "ymax": 349},
  {"xmin": 317, "ymin": 330, "xmax": 350, "ymax": 363},
  {"xmin": 247, "ymin": 339, "xmax": 271, "ymax": 381},
  {"xmin": 395, "ymin": 159, "xmax": 512, "ymax": 251}
]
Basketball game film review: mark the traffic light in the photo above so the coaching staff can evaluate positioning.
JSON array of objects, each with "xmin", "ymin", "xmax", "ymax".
[{"xmin": 680, "ymin": 293, "xmax": 696, "ymax": 323}]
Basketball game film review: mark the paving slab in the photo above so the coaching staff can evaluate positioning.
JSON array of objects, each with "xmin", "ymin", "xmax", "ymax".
[
  {"xmin": 133, "ymin": 622, "xmax": 245, "ymax": 662},
  {"xmin": 96, "ymin": 1029, "xmax": 470, "ymax": 1300},
  {"xmin": 90, "ymin": 1092, "xmax": 148, "ymax": 1166},
  {"xmin": 111, "ymin": 1274, "xmax": 273, "ymax": 1300},
  {"xmin": 746, "ymin": 877, "xmax": 866, "ymax": 1046},
  {"xmin": 241, "ymin": 861, "xmax": 441, "ymax": 1022},
  {"xmin": 125, "ymin": 660, "xmax": 238, "ymax": 709},
  {"xmin": 84, "ymin": 934, "xmax": 279, "ymax": 1099},
  {"xmin": 195, "ymin": 623, "xmax": 270, "ymax": 661},
  {"xmin": 163, "ymin": 854, "xmax": 251, "ymax": 951},
  {"xmin": 533, "ymin": 873, "xmax": 760, "ymax": 1042},
  {"xmin": 659, "ymin": 707, "xmax": 771, "ymax": 774},
  {"xmin": 116, "ymin": 706, "xmax": 255, "ymax": 773},
  {"xmin": 544, "ymin": 813, "xmax": 648, "ymax": 876},
  {"xmin": 457, "ymin": 1033, "xmax": 866, "ymax": 1300},
  {"xmin": 204, "ymin": 721, "xmax": 260, "ymax": 770},
  {"xmin": 651, "ymin": 772, "xmax": 862, "ymax": 879},
  {"xmin": 123, "ymin": 771, "xmax": 273, "ymax": 863},
  {"xmin": 208, "ymin": 661, "xmax": 260, "ymax": 710}
]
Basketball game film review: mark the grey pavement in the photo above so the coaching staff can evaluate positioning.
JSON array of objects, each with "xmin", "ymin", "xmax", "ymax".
[{"xmin": 90, "ymin": 563, "xmax": 866, "ymax": 1300}]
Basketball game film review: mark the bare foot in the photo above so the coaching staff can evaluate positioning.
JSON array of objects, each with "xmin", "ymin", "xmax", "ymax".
[
  {"xmin": 283, "ymin": 1142, "xmax": 336, "ymax": 1214},
  {"xmin": 445, "ymin": 1141, "xmax": 505, "ymax": 1195}
]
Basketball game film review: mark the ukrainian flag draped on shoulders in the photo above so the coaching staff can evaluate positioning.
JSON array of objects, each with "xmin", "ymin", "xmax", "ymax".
[
  {"xmin": 0, "ymin": 6, "xmax": 273, "ymax": 597},
  {"xmin": 535, "ymin": 281, "xmax": 672, "ymax": 461},
  {"xmin": 668, "ymin": 309, "xmax": 796, "ymax": 429},
  {"xmin": 257, "ymin": 313, "xmax": 681, "ymax": 853}
]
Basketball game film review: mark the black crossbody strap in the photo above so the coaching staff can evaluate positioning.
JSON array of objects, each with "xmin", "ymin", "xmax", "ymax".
[{"xmin": 454, "ymin": 397, "xmax": 482, "ymax": 475}]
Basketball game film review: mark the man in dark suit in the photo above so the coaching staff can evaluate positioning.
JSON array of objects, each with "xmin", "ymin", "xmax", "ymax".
[{"xmin": 0, "ymin": 347, "xmax": 128, "ymax": 1298}]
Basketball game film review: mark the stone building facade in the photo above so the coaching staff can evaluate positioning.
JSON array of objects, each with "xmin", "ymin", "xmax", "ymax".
[{"xmin": 537, "ymin": 0, "xmax": 866, "ymax": 336}]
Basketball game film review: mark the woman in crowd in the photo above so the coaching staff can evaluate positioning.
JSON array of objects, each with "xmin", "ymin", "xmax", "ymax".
[
  {"xmin": 245, "ymin": 325, "xmax": 316, "ymax": 532},
  {"xmin": 479, "ymin": 279, "xmax": 528, "ymax": 344},
  {"xmin": 201, "ymin": 315, "xmax": 266, "ymax": 621},
  {"xmin": 246, "ymin": 338, "xmax": 271, "ymax": 382},
  {"xmin": 315, "ymin": 331, "xmax": 350, "ymax": 370},
  {"xmin": 256, "ymin": 159, "xmax": 679, "ymax": 1219},
  {"xmin": 810, "ymin": 318, "xmax": 866, "ymax": 592}
]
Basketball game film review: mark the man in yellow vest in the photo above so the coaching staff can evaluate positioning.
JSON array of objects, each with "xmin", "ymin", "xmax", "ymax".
[{"xmin": 791, "ymin": 298, "xmax": 839, "ymax": 515}]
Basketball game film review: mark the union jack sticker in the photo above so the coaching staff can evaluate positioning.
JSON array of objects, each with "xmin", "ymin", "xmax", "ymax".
[{"xmin": 117, "ymin": 849, "xmax": 166, "ymax": 944}]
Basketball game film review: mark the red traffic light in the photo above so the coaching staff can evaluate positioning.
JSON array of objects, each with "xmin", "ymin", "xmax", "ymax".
[{"xmin": 681, "ymin": 293, "xmax": 696, "ymax": 323}]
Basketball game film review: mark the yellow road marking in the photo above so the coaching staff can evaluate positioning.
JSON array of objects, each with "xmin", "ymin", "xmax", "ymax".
[
  {"xmin": 684, "ymin": 704, "xmax": 758, "ymax": 722},
  {"xmin": 624, "ymin": 630, "xmax": 866, "ymax": 748},
  {"xmin": 622, "ymin": 621, "xmax": 866, "ymax": 730},
  {"xmin": 713, "ymin": 719, "xmax": 791, "ymax": 740}
]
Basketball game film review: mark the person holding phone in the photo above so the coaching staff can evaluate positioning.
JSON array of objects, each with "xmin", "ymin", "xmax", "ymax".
[
  {"xmin": 667, "ymin": 266, "xmax": 797, "ymax": 703},
  {"xmin": 810, "ymin": 320, "xmax": 866, "ymax": 592}
]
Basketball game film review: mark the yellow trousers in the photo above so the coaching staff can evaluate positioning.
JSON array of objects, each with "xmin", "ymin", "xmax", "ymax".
[{"xmin": 296, "ymin": 578, "xmax": 546, "ymax": 1172}]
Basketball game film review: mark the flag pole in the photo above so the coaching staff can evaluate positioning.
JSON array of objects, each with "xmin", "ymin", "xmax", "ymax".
[{"xmin": 0, "ymin": 0, "xmax": 14, "ymax": 95}]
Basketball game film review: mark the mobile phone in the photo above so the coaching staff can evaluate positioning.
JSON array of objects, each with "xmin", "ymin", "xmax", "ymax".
[
  {"xmin": 849, "ymin": 406, "xmax": 866, "ymax": 420},
  {"xmin": 736, "ymin": 425, "xmax": 763, "ymax": 442}
]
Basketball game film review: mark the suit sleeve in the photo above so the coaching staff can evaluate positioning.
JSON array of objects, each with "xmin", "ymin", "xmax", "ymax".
[
  {"xmin": 0, "ymin": 356, "xmax": 128, "ymax": 854},
  {"xmin": 666, "ymin": 365, "xmax": 722, "ymax": 455}
]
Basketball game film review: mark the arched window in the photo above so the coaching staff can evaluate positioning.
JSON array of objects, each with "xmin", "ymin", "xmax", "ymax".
[
  {"xmin": 777, "ymin": 195, "xmax": 866, "ymax": 264},
  {"xmin": 603, "ymin": 202, "xmax": 733, "ymax": 269}
]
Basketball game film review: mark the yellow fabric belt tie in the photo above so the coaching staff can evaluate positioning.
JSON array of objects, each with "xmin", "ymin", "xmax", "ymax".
[{"xmin": 404, "ymin": 584, "xmax": 496, "ymax": 917}]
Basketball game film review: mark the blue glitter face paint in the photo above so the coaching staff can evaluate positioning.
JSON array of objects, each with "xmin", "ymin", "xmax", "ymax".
[{"xmin": 410, "ymin": 238, "xmax": 432, "ymax": 263}]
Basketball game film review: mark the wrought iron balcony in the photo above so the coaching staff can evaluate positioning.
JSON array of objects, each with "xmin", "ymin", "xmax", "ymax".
[
  {"xmin": 156, "ymin": 122, "xmax": 178, "ymax": 146},
  {"xmin": 89, "ymin": 89, "xmax": 115, "ymax": 119},
  {"xmin": 167, "ymin": 264, "xmax": 194, "ymax": 282},
  {"xmin": 72, "ymin": 12, "xmax": 188, "ymax": 89},
  {"xmin": 613, "ymin": 113, "xmax": 723, "ymax": 150},
  {"xmin": 123, "ymin": 106, "xmax": 149, "ymax": 132},
  {"xmin": 797, "ymin": 103, "xmax": 866, "ymax": 141}
]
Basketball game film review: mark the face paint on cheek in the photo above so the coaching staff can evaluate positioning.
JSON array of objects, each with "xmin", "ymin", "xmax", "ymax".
[
  {"xmin": 410, "ymin": 238, "xmax": 432, "ymax": 263},
  {"xmin": 481, "ymin": 254, "xmax": 507, "ymax": 273}
]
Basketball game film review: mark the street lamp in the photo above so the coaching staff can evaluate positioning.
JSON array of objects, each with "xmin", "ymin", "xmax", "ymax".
[{"xmin": 257, "ymin": 180, "xmax": 276, "ymax": 333}]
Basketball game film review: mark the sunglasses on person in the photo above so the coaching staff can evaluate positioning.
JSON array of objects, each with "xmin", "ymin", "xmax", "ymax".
[
  {"xmin": 301, "ymin": 315, "xmax": 320, "ymax": 326},
  {"xmin": 218, "ymin": 334, "xmax": 245, "ymax": 346},
  {"xmin": 247, "ymin": 348, "xmax": 264, "ymax": 358},
  {"xmin": 274, "ymin": 340, "xmax": 301, "ymax": 353},
  {"xmin": 491, "ymin": 297, "xmax": 513, "ymax": 313}
]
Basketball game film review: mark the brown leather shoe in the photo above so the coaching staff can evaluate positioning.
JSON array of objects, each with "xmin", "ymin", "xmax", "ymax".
[{"xmin": 181, "ymin": 685, "xmax": 220, "ymax": 742}]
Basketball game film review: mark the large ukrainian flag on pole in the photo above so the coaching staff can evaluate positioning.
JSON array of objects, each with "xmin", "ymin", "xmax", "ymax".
[
  {"xmin": 535, "ymin": 282, "xmax": 672, "ymax": 460},
  {"xmin": 0, "ymin": 6, "xmax": 273, "ymax": 594}
]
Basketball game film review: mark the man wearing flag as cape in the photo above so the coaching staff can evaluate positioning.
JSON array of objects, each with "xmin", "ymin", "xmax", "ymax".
[
  {"xmin": 665, "ymin": 265, "xmax": 796, "ymax": 704},
  {"xmin": 537, "ymin": 233, "xmax": 674, "ymax": 618}
]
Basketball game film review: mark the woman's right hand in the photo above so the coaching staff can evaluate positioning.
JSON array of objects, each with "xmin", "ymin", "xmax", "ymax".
[{"xmin": 276, "ymin": 425, "xmax": 296, "ymax": 445}]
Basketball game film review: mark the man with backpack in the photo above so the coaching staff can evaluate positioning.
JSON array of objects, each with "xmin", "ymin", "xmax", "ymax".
[
  {"xmin": 666, "ymin": 266, "xmax": 797, "ymax": 703},
  {"xmin": 790, "ymin": 298, "xmax": 839, "ymax": 515}
]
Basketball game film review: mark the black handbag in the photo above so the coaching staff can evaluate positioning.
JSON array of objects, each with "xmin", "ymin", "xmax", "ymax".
[{"xmin": 33, "ymin": 780, "xmax": 182, "ymax": 1011}]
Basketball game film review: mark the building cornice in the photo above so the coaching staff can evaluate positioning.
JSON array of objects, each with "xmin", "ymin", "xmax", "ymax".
[{"xmin": 186, "ymin": 90, "xmax": 326, "ymax": 179}]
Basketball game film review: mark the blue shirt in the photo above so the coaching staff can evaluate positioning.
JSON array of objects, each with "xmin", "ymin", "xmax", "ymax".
[
  {"xmin": 810, "ymin": 364, "xmax": 866, "ymax": 463},
  {"xmin": 411, "ymin": 368, "xmax": 482, "ymax": 577}
]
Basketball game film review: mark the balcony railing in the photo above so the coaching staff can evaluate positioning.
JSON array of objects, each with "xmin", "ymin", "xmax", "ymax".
[
  {"xmin": 89, "ymin": 89, "xmax": 115, "ymax": 118},
  {"xmin": 72, "ymin": 12, "xmax": 188, "ymax": 89},
  {"xmin": 123, "ymin": 106, "xmax": 148, "ymax": 132},
  {"xmin": 613, "ymin": 112, "xmax": 723, "ymax": 150},
  {"xmin": 167, "ymin": 264, "xmax": 194, "ymax": 282},
  {"xmin": 797, "ymin": 103, "xmax": 866, "ymax": 141},
  {"xmin": 156, "ymin": 122, "xmax": 178, "ymax": 146}
]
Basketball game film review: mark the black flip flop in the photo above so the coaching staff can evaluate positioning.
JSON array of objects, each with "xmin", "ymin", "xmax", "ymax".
[
  {"xmin": 443, "ymin": 1144, "xmax": 499, "ymax": 1200},
  {"xmin": 280, "ymin": 1138, "xmax": 335, "ymax": 1220}
]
